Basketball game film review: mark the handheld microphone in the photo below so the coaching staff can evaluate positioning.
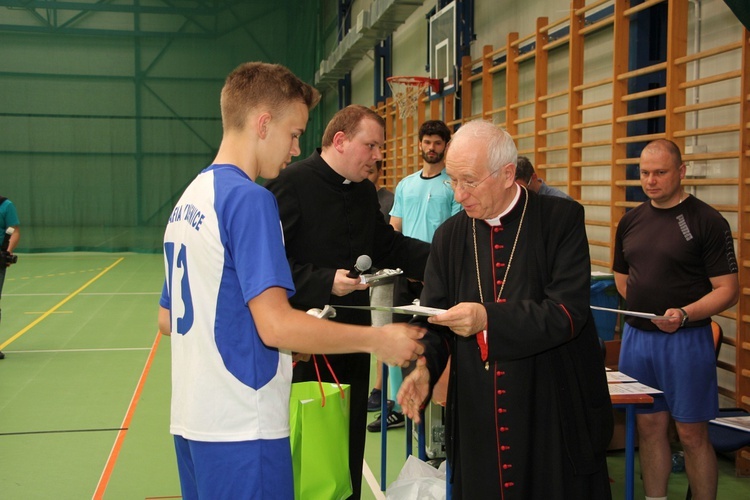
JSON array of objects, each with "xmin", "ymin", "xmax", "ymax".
[{"xmin": 346, "ymin": 254, "xmax": 372, "ymax": 279}]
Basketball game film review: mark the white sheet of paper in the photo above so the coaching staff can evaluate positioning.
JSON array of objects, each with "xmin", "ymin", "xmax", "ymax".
[
  {"xmin": 590, "ymin": 305, "xmax": 669, "ymax": 320},
  {"xmin": 394, "ymin": 304, "xmax": 447, "ymax": 316},
  {"xmin": 608, "ymin": 382, "xmax": 663, "ymax": 395},
  {"xmin": 607, "ymin": 371, "xmax": 637, "ymax": 383},
  {"xmin": 710, "ymin": 416, "xmax": 750, "ymax": 433},
  {"xmin": 333, "ymin": 304, "xmax": 447, "ymax": 317}
]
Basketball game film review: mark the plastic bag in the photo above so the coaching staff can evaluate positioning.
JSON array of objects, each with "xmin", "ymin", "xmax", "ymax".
[{"xmin": 386, "ymin": 455, "xmax": 447, "ymax": 500}]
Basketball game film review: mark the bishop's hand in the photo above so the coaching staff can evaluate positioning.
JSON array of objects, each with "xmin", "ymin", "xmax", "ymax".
[
  {"xmin": 397, "ymin": 357, "xmax": 431, "ymax": 423},
  {"xmin": 428, "ymin": 302, "xmax": 487, "ymax": 337}
]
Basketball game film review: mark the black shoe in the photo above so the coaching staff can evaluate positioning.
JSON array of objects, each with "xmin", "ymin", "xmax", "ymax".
[
  {"xmin": 367, "ymin": 388, "xmax": 395, "ymax": 412},
  {"xmin": 367, "ymin": 410, "xmax": 405, "ymax": 432},
  {"xmin": 367, "ymin": 388, "xmax": 382, "ymax": 412},
  {"xmin": 0, "ymin": 351, "xmax": 4, "ymax": 360}
]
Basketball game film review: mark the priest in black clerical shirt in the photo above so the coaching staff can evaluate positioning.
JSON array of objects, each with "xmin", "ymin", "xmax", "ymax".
[{"xmin": 265, "ymin": 104, "xmax": 429, "ymax": 500}]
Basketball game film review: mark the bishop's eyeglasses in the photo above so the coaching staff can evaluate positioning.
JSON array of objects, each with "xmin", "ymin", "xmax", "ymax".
[{"xmin": 443, "ymin": 170, "xmax": 499, "ymax": 191}]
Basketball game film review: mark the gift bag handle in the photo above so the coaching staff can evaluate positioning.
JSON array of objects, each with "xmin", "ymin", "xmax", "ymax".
[{"xmin": 312, "ymin": 354, "xmax": 345, "ymax": 406}]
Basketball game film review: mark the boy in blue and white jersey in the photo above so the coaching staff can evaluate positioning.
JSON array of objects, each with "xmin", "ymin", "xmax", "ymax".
[
  {"xmin": 163, "ymin": 166, "xmax": 294, "ymax": 442},
  {"xmin": 158, "ymin": 62, "xmax": 425, "ymax": 500}
]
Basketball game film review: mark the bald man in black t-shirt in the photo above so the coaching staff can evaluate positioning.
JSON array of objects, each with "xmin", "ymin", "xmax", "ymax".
[{"xmin": 612, "ymin": 139, "xmax": 738, "ymax": 500}]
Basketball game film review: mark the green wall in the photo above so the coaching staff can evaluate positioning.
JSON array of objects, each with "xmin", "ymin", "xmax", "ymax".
[{"xmin": 0, "ymin": 1, "xmax": 323, "ymax": 252}]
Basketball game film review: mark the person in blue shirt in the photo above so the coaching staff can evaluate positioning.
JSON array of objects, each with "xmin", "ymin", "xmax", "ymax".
[
  {"xmin": 369, "ymin": 120, "xmax": 462, "ymax": 432},
  {"xmin": 390, "ymin": 120, "xmax": 462, "ymax": 241},
  {"xmin": 0, "ymin": 195, "xmax": 20, "ymax": 360},
  {"xmin": 368, "ymin": 160, "xmax": 394, "ymax": 224},
  {"xmin": 365, "ymin": 159, "xmax": 396, "ymax": 411},
  {"xmin": 515, "ymin": 155, "xmax": 572, "ymax": 200}
]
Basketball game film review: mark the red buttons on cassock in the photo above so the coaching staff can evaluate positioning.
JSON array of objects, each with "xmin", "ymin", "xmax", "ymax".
[
  {"xmin": 496, "ymin": 370, "xmax": 505, "ymax": 376},
  {"xmin": 495, "ymin": 262, "xmax": 502, "ymax": 268},
  {"xmin": 497, "ymin": 389, "xmax": 506, "ymax": 395},
  {"xmin": 493, "ymin": 227, "xmax": 501, "ymax": 233},
  {"xmin": 496, "ymin": 279, "xmax": 503, "ymax": 285},
  {"xmin": 504, "ymin": 482, "xmax": 514, "ymax": 488},
  {"xmin": 500, "ymin": 445, "xmax": 510, "ymax": 451},
  {"xmin": 494, "ymin": 244, "xmax": 504, "ymax": 250},
  {"xmin": 497, "ymin": 408, "xmax": 507, "ymax": 413},
  {"xmin": 499, "ymin": 426, "xmax": 509, "ymax": 432},
  {"xmin": 502, "ymin": 463, "xmax": 512, "ymax": 469}
]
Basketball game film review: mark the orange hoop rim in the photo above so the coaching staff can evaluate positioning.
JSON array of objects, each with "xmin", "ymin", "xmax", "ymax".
[{"xmin": 386, "ymin": 76, "xmax": 442, "ymax": 94}]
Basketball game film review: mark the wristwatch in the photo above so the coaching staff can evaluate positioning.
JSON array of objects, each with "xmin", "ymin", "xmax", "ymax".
[{"xmin": 679, "ymin": 308, "xmax": 689, "ymax": 328}]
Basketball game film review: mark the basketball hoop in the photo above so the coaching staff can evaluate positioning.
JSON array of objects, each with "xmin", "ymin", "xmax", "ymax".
[{"xmin": 387, "ymin": 76, "xmax": 441, "ymax": 119}]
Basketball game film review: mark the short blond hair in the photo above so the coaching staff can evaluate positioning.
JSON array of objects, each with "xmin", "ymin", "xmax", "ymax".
[{"xmin": 220, "ymin": 62, "xmax": 320, "ymax": 131}]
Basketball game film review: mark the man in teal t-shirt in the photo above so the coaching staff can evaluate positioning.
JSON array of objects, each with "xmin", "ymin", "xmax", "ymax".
[
  {"xmin": 390, "ymin": 120, "xmax": 462, "ymax": 242},
  {"xmin": 368, "ymin": 120, "xmax": 462, "ymax": 432},
  {"xmin": 0, "ymin": 196, "xmax": 21, "ymax": 360}
]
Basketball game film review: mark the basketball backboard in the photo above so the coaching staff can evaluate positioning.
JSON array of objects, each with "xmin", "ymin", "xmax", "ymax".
[{"xmin": 429, "ymin": 1, "xmax": 456, "ymax": 90}]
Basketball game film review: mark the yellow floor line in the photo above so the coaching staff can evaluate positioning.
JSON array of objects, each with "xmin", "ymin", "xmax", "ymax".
[
  {"xmin": 24, "ymin": 311, "xmax": 72, "ymax": 314},
  {"xmin": 0, "ymin": 257, "xmax": 124, "ymax": 350}
]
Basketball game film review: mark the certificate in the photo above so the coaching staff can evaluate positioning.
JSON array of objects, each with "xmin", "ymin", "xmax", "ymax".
[
  {"xmin": 590, "ymin": 305, "xmax": 669, "ymax": 321},
  {"xmin": 334, "ymin": 304, "xmax": 447, "ymax": 317}
]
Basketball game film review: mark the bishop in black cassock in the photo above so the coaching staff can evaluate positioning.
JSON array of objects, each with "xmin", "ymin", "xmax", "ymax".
[{"xmin": 399, "ymin": 121, "xmax": 613, "ymax": 499}]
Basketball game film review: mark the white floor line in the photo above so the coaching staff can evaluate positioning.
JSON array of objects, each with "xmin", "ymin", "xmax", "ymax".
[
  {"xmin": 362, "ymin": 459, "xmax": 387, "ymax": 500},
  {"xmin": 6, "ymin": 347, "xmax": 152, "ymax": 354},
  {"xmin": 5, "ymin": 292, "xmax": 160, "ymax": 296},
  {"xmin": 4, "ymin": 293, "xmax": 70, "ymax": 296}
]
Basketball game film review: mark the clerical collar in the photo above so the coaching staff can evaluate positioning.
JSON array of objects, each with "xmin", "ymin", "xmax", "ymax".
[
  {"xmin": 315, "ymin": 149, "xmax": 356, "ymax": 185},
  {"xmin": 484, "ymin": 184, "xmax": 522, "ymax": 226}
]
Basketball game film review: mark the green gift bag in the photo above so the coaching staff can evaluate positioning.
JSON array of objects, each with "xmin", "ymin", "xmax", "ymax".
[{"xmin": 289, "ymin": 355, "xmax": 352, "ymax": 500}]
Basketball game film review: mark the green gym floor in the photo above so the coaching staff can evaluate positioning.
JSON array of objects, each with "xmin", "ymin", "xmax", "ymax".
[{"xmin": 0, "ymin": 253, "xmax": 748, "ymax": 499}]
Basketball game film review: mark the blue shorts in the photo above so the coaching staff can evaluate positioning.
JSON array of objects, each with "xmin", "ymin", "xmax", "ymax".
[
  {"xmin": 174, "ymin": 435, "xmax": 293, "ymax": 500},
  {"xmin": 618, "ymin": 323, "xmax": 718, "ymax": 423}
]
